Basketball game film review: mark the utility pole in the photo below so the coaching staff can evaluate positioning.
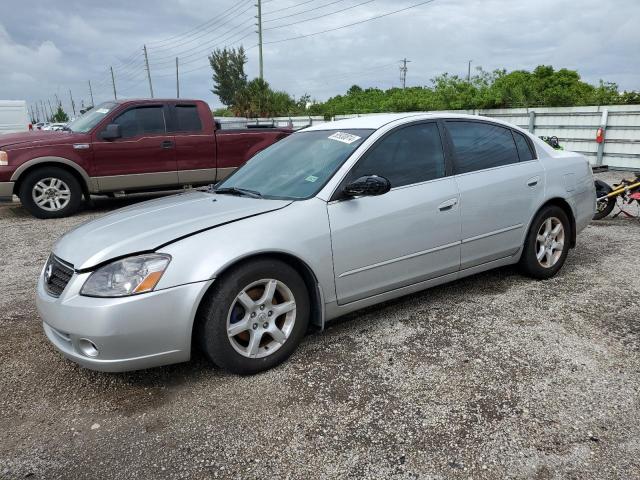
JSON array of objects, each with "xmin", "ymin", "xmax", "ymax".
[
  {"xmin": 399, "ymin": 58, "xmax": 411, "ymax": 89},
  {"xmin": 35, "ymin": 103, "xmax": 40, "ymax": 122},
  {"xmin": 110, "ymin": 66, "xmax": 117, "ymax": 100},
  {"xmin": 256, "ymin": 0, "xmax": 264, "ymax": 79},
  {"xmin": 54, "ymin": 93, "xmax": 61, "ymax": 108},
  {"xmin": 69, "ymin": 89, "xmax": 76, "ymax": 116},
  {"xmin": 40, "ymin": 100, "xmax": 46, "ymax": 121},
  {"xmin": 88, "ymin": 80, "xmax": 95, "ymax": 106},
  {"xmin": 176, "ymin": 57, "xmax": 180, "ymax": 98},
  {"xmin": 467, "ymin": 59, "xmax": 472, "ymax": 82},
  {"xmin": 143, "ymin": 45, "xmax": 154, "ymax": 98},
  {"xmin": 47, "ymin": 99, "xmax": 54, "ymax": 118}
]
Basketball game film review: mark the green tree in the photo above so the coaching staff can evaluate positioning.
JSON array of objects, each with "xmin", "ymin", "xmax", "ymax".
[
  {"xmin": 51, "ymin": 105, "xmax": 69, "ymax": 122},
  {"xmin": 209, "ymin": 46, "xmax": 248, "ymax": 107},
  {"xmin": 232, "ymin": 78, "xmax": 307, "ymax": 117}
]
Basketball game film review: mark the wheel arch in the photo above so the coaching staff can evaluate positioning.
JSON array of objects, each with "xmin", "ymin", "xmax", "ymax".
[
  {"xmin": 191, "ymin": 251, "xmax": 325, "ymax": 349},
  {"xmin": 530, "ymin": 197, "xmax": 577, "ymax": 248},
  {"xmin": 12, "ymin": 157, "xmax": 92, "ymax": 199}
]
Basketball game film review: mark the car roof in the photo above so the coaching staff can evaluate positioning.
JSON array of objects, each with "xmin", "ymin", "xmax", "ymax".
[{"xmin": 302, "ymin": 112, "xmax": 524, "ymax": 132}]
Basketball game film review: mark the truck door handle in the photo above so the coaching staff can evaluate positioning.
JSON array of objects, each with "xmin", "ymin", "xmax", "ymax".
[
  {"xmin": 527, "ymin": 176, "xmax": 540, "ymax": 187},
  {"xmin": 438, "ymin": 198, "xmax": 458, "ymax": 211},
  {"xmin": 161, "ymin": 140, "xmax": 174, "ymax": 149}
]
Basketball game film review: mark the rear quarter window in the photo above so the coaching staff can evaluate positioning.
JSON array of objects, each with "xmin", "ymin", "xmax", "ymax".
[{"xmin": 513, "ymin": 131, "xmax": 536, "ymax": 161}]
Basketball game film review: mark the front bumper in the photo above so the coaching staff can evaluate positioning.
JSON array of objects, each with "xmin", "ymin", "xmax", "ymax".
[
  {"xmin": 0, "ymin": 181, "xmax": 14, "ymax": 201},
  {"xmin": 36, "ymin": 271, "xmax": 213, "ymax": 372}
]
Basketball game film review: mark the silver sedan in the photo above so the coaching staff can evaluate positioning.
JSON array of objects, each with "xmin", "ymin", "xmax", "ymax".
[{"xmin": 36, "ymin": 113, "xmax": 596, "ymax": 374}]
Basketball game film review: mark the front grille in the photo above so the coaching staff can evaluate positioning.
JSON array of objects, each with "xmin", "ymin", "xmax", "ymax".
[{"xmin": 44, "ymin": 255, "xmax": 74, "ymax": 297}]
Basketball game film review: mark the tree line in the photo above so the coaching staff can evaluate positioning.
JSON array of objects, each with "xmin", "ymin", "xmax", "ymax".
[{"xmin": 210, "ymin": 47, "xmax": 640, "ymax": 119}]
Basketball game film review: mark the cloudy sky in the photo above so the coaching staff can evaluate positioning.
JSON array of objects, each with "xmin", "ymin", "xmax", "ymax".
[{"xmin": 1, "ymin": 0, "xmax": 639, "ymax": 118}]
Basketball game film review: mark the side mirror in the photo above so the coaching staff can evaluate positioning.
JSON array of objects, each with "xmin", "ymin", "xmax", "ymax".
[
  {"xmin": 101, "ymin": 124, "xmax": 121, "ymax": 140},
  {"xmin": 343, "ymin": 175, "xmax": 391, "ymax": 198}
]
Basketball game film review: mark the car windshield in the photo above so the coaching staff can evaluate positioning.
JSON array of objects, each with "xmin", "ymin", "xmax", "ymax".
[
  {"xmin": 66, "ymin": 102, "xmax": 117, "ymax": 133},
  {"xmin": 216, "ymin": 129, "xmax": 373, "ymax": 200}
]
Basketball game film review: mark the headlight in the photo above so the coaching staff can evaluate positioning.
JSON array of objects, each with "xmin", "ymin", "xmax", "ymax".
[
  {"xmin": 0, "ymin": 151, "xmax": 8, "ymax": 166},
  {"xmin": 80, "ymin": 254, "xmax": 171, "ymax": 297}
]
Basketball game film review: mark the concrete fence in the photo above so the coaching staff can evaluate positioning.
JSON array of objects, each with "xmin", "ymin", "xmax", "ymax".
[{"xmin": 220, "ymin": 105, "xmax": 640, "ymax": 170}]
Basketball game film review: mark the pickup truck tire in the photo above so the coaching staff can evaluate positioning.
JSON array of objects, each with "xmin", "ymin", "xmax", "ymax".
[
  {"xmin": 18, "ymin": 167, "xmax": 83, "ymax": 219},
  {"xmin": 196, "ymin": 258, "xmax": 310, "ymax": 375},
  {"xmin": 519, "ymin": 205, "xmax": 570, "ymax": 280}
]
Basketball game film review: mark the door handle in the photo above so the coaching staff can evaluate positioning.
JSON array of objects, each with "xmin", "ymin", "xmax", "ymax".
[
  {"xmin": 161, "ymin": 140, "xmax": 174, "ymax": 149},
  {"xmin": 527, "ymin": 176, "xmax": 540, "ymax": 187},
  {"xmin": 438, "ymin": 198, "xmax": 458, "ymax": 211}
]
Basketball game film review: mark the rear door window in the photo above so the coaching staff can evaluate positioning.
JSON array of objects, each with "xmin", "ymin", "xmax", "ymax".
[
  {"xmin": 348, "ymin": 122, "xmax": 446, "ymax": 188},
  {"xmin": 173, "ymin": 104, "xmax": 203, "ymax": 132},
  {"xmin": 112, "ymin": 106, "xmax": 166, "ymax": 138},
  {"xmin": 446, "ymin": 121, "xmax": 519, "ymax": 174}
]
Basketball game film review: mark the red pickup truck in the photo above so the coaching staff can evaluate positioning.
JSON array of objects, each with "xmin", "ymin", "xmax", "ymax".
[{"xmin": 0, "ymin": 99, "xmax": 291, "ymax": 218}]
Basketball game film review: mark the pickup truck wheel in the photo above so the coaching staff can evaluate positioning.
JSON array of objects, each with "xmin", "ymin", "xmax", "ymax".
[
  {"xmin": 18, "ymin": 167, "xmax": 82, "ymax": 219},
  {"xmin": 196, "ymin": 258, "xmax": 310, "ymax": 375},
  {"xmin": 519, "ymin": 205, "xmax": 570, "ymax": 280}
]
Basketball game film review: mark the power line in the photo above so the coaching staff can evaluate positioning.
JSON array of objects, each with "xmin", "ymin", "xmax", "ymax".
[
  {"xmin": 147, "ymin": 0, "xmax": 253, "ymax": 47},
  {"xmin": 150, "ymin": 26, "xmax": 255, "ymax": 69},
  {"xmin": 148, "ymin": 1, "xmax": 254, "ymax": 54},
  {"xmin": 264, "ymin": 0, "xmax": 349, "ymax": 23},
  {"xmin": 265, "ymin": 0, "xmax": 376, "ymax": 30},
  {"xmin": 259, "ymin": 0, "xmax": 436, "ymax": 46},
  {"xmin": 148, "ymin": 13, "xmax": 255, "ymax": 65},
  {"xmin": 263, "ymin": 0, "xmax": 316, "ymax": 16}
]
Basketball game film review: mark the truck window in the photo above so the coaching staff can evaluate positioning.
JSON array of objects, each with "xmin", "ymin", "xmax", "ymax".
[
  {"xmin": 112, "ymin": 106, "xmax": 166, "ymax": 138},
  {"xmin": 173, "ymin": 105, "xmax": 202, "ymax": 132}
]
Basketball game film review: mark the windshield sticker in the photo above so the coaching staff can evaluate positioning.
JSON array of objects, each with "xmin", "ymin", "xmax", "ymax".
[
  {"xmin": 96, "ymin": 108, "xmax": 110, "ymax": 114},
  {"xmin": 305, "ymin": 175, "xmax": 319, "ymax": 183},
  {"xmin": 328, "ymin": 132, "xmax": 361, "ymax": 144}
]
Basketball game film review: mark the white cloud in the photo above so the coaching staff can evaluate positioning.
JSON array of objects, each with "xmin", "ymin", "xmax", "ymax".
[{"xmin": 1, "ymin": 0, "xmax": 639, "ymax": 115}]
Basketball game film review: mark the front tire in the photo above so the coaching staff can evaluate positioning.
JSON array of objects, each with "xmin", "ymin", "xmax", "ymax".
[
  {"xmin": 519, "ymin": 205, "xmax": 570, "ymax": 280},
  {"xmin": 18, "ymin": 167, "xmax": 82, "ymax": 219},
  {"xmin": 196, "ymin": 258, "xmax": 310, "ymax": 375}
]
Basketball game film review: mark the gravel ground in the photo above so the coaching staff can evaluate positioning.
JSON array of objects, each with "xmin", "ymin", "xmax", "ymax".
[{"xmin": 1, "ymin": 172, "xmax": 639, "ymax": 480}]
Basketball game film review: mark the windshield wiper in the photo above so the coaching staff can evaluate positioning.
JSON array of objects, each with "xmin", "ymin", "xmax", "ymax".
[{"xmin": 214, "ymin": 186, "xmax": 263, "ymax": 198}]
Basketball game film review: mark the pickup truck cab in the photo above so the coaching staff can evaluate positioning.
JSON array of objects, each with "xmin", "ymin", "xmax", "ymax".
[{"xmin": 0, "ymin": 99, "xmax": 291, "ymax": 218}]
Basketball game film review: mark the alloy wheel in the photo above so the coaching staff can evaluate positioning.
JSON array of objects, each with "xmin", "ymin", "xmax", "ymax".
[
  {"xmin": 226, "ymin": 279, "xmax": 297, "ymax": 359},
  {"xmin": 32, "ymin": 177, "xmax": 72, "ymax": 212},
  {"xmin": 535, "ymin": 217, "xmax": 565, "ymax": 268}
]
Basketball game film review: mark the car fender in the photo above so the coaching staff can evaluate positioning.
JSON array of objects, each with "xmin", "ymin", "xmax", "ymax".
[
  {"xmin": 11, "ymin": 156, "xmax": 97, "ymax": 191},
  {"xmin": 155, "ymin": 197, "xmax": 336, "ymax": 303}
]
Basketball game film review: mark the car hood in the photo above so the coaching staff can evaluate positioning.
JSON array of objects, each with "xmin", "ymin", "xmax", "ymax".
[
  {"xmin": 0, "ymin": 130, "xmax": 89, "ymax": 148},
  {"xmin": 54, "ymin": 192, "xmax": 292, "ymax": 270}
]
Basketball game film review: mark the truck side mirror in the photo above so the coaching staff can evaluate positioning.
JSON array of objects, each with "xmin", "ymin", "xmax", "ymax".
[{"xmin": 101, "ymin": 124, "xmax": 122, "ymax": 140}]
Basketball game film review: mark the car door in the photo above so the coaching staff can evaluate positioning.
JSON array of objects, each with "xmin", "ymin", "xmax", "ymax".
[
  {"xmin": 92, "ymin": 104, "xmax": 178, "ymax": 191},
  {"xmin": 169, "ymin": 103, "xmax": 217, "ymax": 186},
  {"xmin": 327, "ymin": 121, "xmax": 461, "ymax": 305},
  {"xmin": 444, "ymin": 120, "xmax": 545, "ymax": 270}
]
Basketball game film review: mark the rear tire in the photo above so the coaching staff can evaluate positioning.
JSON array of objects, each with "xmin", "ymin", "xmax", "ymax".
[
  {"xmin": 519, "ymin": 205, "xmax": 570, "ymax": 280},
  {"xmin": 593, "ymin": 179, "xmax": 615, "ymax": 220},
  {"xmin": 18, "ymin": 167, "xmax": 82, "ymax": 219},
  {"xmin": 196, "ymin": 258, "xmax": 310, "ymax": 375}
]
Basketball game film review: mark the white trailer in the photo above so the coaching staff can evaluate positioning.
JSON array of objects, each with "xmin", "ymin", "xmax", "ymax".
[{"xmin": 0, "ymin": 100, "xmax": 31, "ymax": 135}]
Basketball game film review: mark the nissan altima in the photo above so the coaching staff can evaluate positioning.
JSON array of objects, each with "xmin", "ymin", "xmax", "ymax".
[{"xmin": 36, "ymin": 113, "xmax": 596, "ymax": 374}]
